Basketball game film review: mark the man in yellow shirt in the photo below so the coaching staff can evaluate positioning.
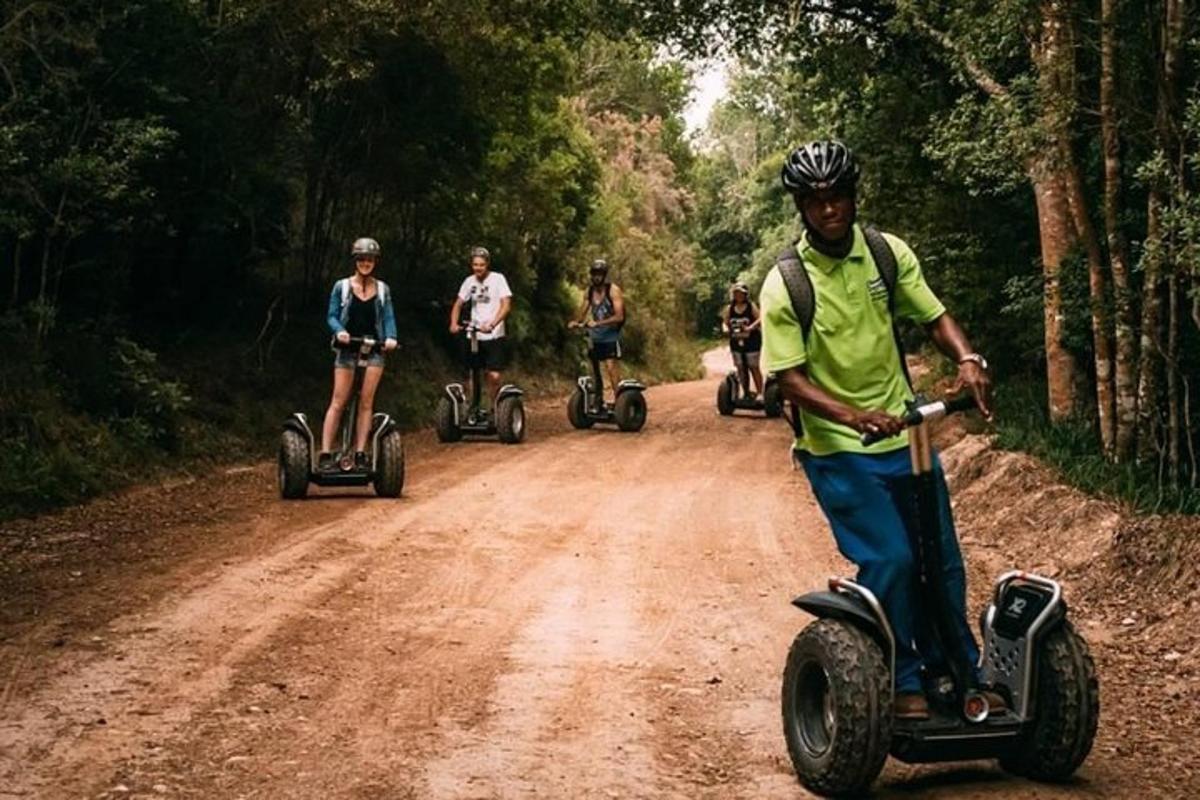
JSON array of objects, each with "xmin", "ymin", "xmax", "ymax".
[{"xmin": 761, "ymin": 140, "xmax": 997, "ymax": 720}]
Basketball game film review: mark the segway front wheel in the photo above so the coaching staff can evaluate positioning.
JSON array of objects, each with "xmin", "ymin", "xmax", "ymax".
[
  {"xmin": 764, "ymin": 379, "xmax": 784, "ymax": 418},
  {"xmin": 567, "ymin": 386, "xmax": 593, "ymax": 429},
  {"xmin": 278, "ymin": 429, "xmax": 310, "ymax": 500},
  {"xmin": 999, "ymin": 621, "xmax": 1099, "ymax": 781},
  {"xmin": 497, "ymin": 396, "xmax": 526, "ymax": 444},
  {"xmin": 373, "ymin": 429, "xmax": 405, "ymax": 498},
  {"xmin": 717, "ymin": 374, "xmax": 735, "ymax": 416},
  {"xmin": 614, "ymin": 389, "xmax": 647, "ymax": 432},
  {"xmin": 435, "ymin": 396, "xmax": 461, "ymax": 443},
  {"xmin": 782, "ymin": 619, "xmax": 892, "ymax": 797}
]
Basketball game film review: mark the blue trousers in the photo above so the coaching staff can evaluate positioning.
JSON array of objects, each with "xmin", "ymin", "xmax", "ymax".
[{"xmin": 800, "ymin": 448, "xmax": 981, "ymax": 692}]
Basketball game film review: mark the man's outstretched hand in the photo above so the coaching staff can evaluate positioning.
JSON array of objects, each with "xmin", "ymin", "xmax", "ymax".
[{"xmin": 952, "ymin": 361, "xmax": 993, "ymax": 420}]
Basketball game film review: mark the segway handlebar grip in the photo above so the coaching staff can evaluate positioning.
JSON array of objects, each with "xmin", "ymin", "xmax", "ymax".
[
  {"xmin": 858, "ymin": 394, "xmax": 978, "ymax": 446},
  {"xmin": 944, "ymin": 393, "xmax": 978, "ymax": 415},
  {"xmin": 331, "ymin": 336, "xmax": 385, "ymax": 354},
  {"xmin": 859, "ymin": 427, "xmax": 893, "ymax": 447}
]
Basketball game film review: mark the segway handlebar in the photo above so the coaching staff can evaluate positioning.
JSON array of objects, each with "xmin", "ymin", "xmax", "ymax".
[
  {"xmin": 859, "ymin": 394, "xmax": 977, "ymax": 447},
  {"xmin": 331, "ymin": 336, "xmax": 387, "ymax": 354}
]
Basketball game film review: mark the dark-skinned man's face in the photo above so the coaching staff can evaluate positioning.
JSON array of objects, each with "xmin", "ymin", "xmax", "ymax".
[{"xmin": 801, "ymin": 188, "xmax": 855, "ymax": 242}]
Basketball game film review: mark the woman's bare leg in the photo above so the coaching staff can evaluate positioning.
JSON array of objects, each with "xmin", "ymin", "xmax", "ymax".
[
  {"xmin": 354, "ymin": 366, "xmax": 385, "ymax": 451},
  {"xmin": 321, "ymin": 368, "xmax": 354, "ymax": 453}
]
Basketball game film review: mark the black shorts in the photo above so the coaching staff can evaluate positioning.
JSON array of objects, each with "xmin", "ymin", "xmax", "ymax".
[
  {"xmin": 463, "ymin": 337, "xmax": 510, "ymax": 371},
  {"xmin": 589, "ymin": 340, "xmax": 622, "ymax": 361}
]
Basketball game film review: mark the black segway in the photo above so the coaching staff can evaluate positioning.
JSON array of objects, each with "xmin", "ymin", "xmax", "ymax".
[
  {"xmin": 435, "ymin": 323, "xmax": 525, "ymax": 444},
  {"xmin": 717, "ymin": 320, "xmax": 782, "ymax": 418},
  {"xmin": 279, "ymin": 337, "xmax": 404, "ymax": 499},
  {"xmin": 781, "ymin": 395, "xmax": 1098, "ymax": 796},
  {"xmin": 566, "ymin": 328, "xmax": 647, "ymax": 432}
]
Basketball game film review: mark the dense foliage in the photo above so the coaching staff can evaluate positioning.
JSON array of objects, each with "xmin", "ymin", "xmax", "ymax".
[
  {"xmin": 0, "ymin": 1, "xmax": 702, "ymax": 518},
  {"xmin": 677, "ymin": 0, "xmax": 1200, "ymax": 510}
]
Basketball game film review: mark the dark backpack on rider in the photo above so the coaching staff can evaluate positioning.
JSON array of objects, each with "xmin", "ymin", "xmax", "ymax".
[{"xmin": 774, "ymin": 225, "xmax": 912, "ymax": 436}]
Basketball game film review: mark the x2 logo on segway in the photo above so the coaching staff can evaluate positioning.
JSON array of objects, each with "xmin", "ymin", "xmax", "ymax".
[{"xmin": 993, "ymin": 584, "xmax": 1053, "ymax": 640}]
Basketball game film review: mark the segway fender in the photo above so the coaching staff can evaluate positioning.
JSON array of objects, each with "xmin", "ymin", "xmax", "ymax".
[
  {"xmin": 370, "ymin": 413, "xmax": 398, "ymax": 470},
  {"xmin": 616, "ymin": 379, "xmax": 646, "ymax": 394},
  {"xmin": 497, "ymin": 384, "xmax": 524, "ymax": 401},
  {"xmin": 283, "ymin": 413, "xmax": 317, "ymax": 471},
  {"xmin": 444, "ymin": 383, "xmax": 467, "ymax": 426},
  {"xmin": 792, "ymin": 591, "xmax": 891, "ymax": 652},
  {"xmin": 576, "ymin": 376, "xmax": 594, "ymax": 392}
]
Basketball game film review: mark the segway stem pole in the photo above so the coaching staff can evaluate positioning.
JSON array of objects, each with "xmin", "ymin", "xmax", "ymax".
[{"xmin": 860, "ymin": 394, "xmax": 987, "ymax": 721}]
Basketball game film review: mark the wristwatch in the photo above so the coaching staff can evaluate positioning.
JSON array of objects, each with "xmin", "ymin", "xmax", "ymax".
[{"xmin": 959, "ymin": 353, "xmax": 989, "ymax": 371}]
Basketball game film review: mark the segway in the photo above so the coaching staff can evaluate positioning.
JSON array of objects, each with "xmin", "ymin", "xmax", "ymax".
[
  {"xmin": 781, "ymin": 395, "xmax": 1098, "ymax": 796},
  {"xmin": 435, "ymin": 323, "xmax": 525, "ymax": 444},
  {"xmin": 717, "ymin": 319, "xmax": 781, "ymax": 417},
  {"xmin": 279, "ymin": 337, "xmax": 404, "ymax": 499},
  {"xmin": 566, "ymin": 328, "xmax": 647, "ymax": 432}
]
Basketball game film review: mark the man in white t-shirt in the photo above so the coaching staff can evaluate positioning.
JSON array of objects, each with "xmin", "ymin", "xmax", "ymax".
[{"xmin": 449, "ymin": 246, "xmax": 513, "ymax": 413}]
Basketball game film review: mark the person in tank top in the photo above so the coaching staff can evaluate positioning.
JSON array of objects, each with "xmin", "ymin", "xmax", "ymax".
[
  {"xmin": 321, "ymin": 237, "xmax": 398, "ymax": 471},
  {"xmin": 569, "ymin": 259, "xmax": 626, "ymax": 407},
  {"xmin": 721, "ymin": 281, "xmax": 764, "ymax": 397}
]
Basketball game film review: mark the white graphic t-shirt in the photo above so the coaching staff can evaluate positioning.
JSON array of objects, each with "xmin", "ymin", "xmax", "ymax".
[{"xmin": 457, "ymin": 271, "xmax": 513, "ymax": 341}]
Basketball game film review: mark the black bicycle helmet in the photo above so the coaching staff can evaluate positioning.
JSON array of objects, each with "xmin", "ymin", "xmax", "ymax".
[
  {"xmin": 589, "ymin": 258, "xmax": 609, "ymax": 274},
  {"xmin": 781, "ymin": 140, "xmax": 860, "ymax": 197}
]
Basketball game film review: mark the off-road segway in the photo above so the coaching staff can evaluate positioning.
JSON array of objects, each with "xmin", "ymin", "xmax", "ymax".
[
  {"xmin": 781, "ymin": 395, "xmax": 1098, "ymax": 797},
  {"xmin": 279, "ymin": 337, "xmax": 404, "ymax": 499},
  {"xmin": 435, "ymin": 323, "xmax": 525, "ymax": 444},
  {"xmin": 566, "ymin": 328, "xmax": 647, "ymax": 432},
  {"xmin": 717, "ymin": 319, "xmax": 782, "ymax": 417}
]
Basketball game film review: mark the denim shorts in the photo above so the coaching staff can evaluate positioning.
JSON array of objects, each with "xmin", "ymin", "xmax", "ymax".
[{"xmin": 334, "ymin": 350, "xmax": 385, "ymax": 369}]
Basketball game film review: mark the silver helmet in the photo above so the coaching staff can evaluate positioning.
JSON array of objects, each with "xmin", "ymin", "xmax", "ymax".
[{"xmin": 351, "ymin": 237, "xmax": 382, "ymax": 258}]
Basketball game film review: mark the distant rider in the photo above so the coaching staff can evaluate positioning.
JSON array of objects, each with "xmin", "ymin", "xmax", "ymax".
[
  {"xmin": 449, "ymin": 246, "xmax": 513, "ymax": 422},
  {"xmin": 760, "ymin": 140, "xmax": 1003, "ymax": 721},
  {"xmin": 569, "ymin": 259, "xmax": 625, "ymax": 409},
  {"xmin": 721, "ymin": 281, "xmax": 763, "ymax": 398},
  {"xmin": 321, "ymin": 237, "xmax": 398, "ymax": 471}
]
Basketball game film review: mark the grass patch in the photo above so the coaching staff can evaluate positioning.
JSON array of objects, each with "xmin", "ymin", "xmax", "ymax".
[{"xmin": 992, "ymin": 380, "xmax": 1200, "ymax": 515}]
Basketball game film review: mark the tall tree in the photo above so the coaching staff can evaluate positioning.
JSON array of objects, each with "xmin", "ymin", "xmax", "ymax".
[
  {"xmin": 1137, "ymin": 0, "xmax": 1186, "ymax": 463},
  {"xmin": 1100, "ymin": 0, "xmax": 1138, "ymax": 462}
]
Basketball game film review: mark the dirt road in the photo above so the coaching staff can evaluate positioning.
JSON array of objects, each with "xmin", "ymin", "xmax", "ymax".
[{"xmin": 0, "ymin": 351, "xmax": 1139, "ymax": 798}]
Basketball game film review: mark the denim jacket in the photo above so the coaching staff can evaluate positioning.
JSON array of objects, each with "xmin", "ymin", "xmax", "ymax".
[{"xmin": 327, "ymin": 278, "xmax": 398, "ymax": 341}]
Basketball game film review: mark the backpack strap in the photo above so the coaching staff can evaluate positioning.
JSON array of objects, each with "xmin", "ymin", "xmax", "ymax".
[
  {"xmin": 774, "ymin": 245, "xmax": 813, "ymax": 439},
  {"xmin": 775, "ymin": 245, "xmax": 815, "ymax": 342},
  {"xmin": 340, "ymin": 278, "xmax": 351, "ymax": 307},
  {"xmin": 861, "ymin": 226, "xmax": 913, "ymax": 390}
]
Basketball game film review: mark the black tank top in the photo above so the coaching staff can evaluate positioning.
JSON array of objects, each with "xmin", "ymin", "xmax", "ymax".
[
  {"xmin": 729, "ymin": 302, "xmax": 761, "ymax": 352},
  {"xmin": 347, "ymin": 294, "xmax": 377, "ymax": 338}
]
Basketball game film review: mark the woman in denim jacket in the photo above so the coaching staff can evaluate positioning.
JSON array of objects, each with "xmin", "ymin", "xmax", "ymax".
[{"xmin": 319, "ymin": 237, "xmax": 398, "ymax": 470}]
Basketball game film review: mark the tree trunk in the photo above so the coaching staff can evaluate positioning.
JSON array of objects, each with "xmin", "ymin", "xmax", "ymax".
[
  {"xmin": 1137, "ymin": 0, "xmax": 1185, "ymax": 463},
  {"xmin": 1032, "ymin": 170, "xmax": 1082, "ymax": 420},
  {"xmin": 1100, "ymin": 0, "xmax": 1138, "ymax": 461},
  {"xmin": 1030, "ymin": 0, "xmax": 1083, "ymax": 420},
  {"xmin": 1167, "ymin": 269, "xmax": 1180, "ymax": 482},
  {"xmin": 1063, "ymin": 152, "xmax": 1115, "ymax": 453},
  {"xmin": 1137, "ymin": 193, "xmax": 1166, "ymax": 462}
]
